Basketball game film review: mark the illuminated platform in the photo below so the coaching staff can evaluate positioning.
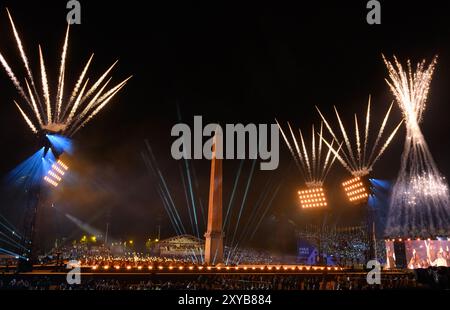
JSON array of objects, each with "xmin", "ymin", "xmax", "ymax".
[
  {"xmin": 0, "ymin": 265, "xmax": 412, "ymax": 278},
  {"xmin": 385, "ymin": 237, "xmax": 450, "ymax": 269},
  {"xmin": 84, "ymin": 264, "xmax": 345, "ymax": 274},
  {"xmin": 0, "ymin": 264, "xmax": 350, "ymax": 275}
]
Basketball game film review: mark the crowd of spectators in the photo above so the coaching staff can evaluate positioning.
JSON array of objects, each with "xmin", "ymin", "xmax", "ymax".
[
  {"xmin": 224, "ymin": 248, "xmax": 274, "ymax": 265},
  {"xmin": 41, "ymin": 243, "xmax": 189, "ymax": 268},
  {"xmin": 0, "ymin": 272, "xmax": 430, "ymax": 290},
  {"xmin": 298, "ymin": 225, "xmax": 387, "ymax": 268},
  {"xmin": 36, "ymin": 242, "xmax": 277, "ymax": 268}
]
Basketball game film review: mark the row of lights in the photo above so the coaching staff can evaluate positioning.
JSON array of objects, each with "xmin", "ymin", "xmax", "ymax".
[
  {"xmin": 299, "ymin": 193, "xmax": 325, "ymax": 199},
  {"xmin": 349, "ymin": 193, "xmax": 368, "ymax": 202},
  {"xmin": 57, "ymin": 160, "xmax": 68, "ymax": 170},
  {"xmin": 298, "ymin": 188, "xmax": 324, "ymax": 194},
  {"xmin": 386, "ymin": 237, "xmax": 450, "ymax": 242},
  {"xmin": 302, "ymin": 202, "xmax": 328, "ymax": 208},
  {"xmin": 51, "ymin": 163, "xmax": 66, "ymax": 176},
  {"xmin": 91, "ymin": 265, "xmax": 342, "ymax": 271},
  {"xmin": 301, "ymin": 198, "xmax": 326, "ymax": 203},
  {"xmin": 346, "ymin": 187, "xmax": 366, "ymax": 196},
  {"xmin": 345, "ymin": 182, "xmax": 364, "ymax": 191},
  {"xmin": 43, "ymin": 176, "xmax": 58, "ymax": 187},
  {"xmin": 342, "ymin": 176, "xmax": 361, "ymax": 186}
]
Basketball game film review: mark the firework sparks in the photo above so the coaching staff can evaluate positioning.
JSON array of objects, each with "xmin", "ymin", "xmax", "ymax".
[
  {"xmin": 39, "ymin": 45, "xmax": 51, "ymax": 123},
  {"xmin": 66, "ymin": 54, "xmax": 94, "ymax": 112},
  {"xmin": 55, "ymin": 25, "xmax": 70, "ymax": 122},
  {"xmin": 277, "ymin": 121, "xmax": 340, "ymax": 187},
  {"xmin": 383, "ymin": 55, "xmax": 450, "ymax": 237},
  {"xmin": 0, "ymin": 10, "xmax": 131, "ymax": 136},
  {"xmin": 316, "ymin": 97, "xmax": 402, "ymax": 177},
  {"xmin": 14, "ymin": 101, "xmax": 37, "ymax": 134}
]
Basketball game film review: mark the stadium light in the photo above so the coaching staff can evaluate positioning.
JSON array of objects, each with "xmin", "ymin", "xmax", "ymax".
[
  {"xmin": 298, "ymin": 186, "xmax": 328, "ymax": 209},
  {"xmin": 43, "ymin": 158, "xmax": 69, "ymax": 187},
  {"xmin": 342, "ymin": 176, "xmax": 370, "ymax": 204}
]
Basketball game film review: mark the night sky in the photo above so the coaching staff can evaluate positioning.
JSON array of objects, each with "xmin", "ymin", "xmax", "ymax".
[{"xmin": 1, "ymin": 1, "xmax": 450, "ymax": 254}]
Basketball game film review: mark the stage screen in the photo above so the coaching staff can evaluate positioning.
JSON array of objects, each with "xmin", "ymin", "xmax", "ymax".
[{"xmin": 404, "ymin": 239, "xmax": 450, "ymax": 269}]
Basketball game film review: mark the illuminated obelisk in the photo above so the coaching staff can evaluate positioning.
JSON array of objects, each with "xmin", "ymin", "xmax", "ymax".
[{"xmin": 204, "ymin": 136, "xmax": 223, "ymax": 265}]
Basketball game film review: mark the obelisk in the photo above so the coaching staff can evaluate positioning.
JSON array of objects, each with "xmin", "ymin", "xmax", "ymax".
[{"xmin": 204, "ymin": 136, "xmax": 223, "ymax": 265}]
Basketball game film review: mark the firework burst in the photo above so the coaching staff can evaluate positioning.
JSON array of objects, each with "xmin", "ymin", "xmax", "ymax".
[
  {"xmin": 277, "ymin": 121, "xmax": 341, "ymax": 187},
  {"xmin": 0, "ymin": 9, "xmax": 131, "ymax": 136},
  {"xmin": 383, "ymin": 55, "xmax": 450, "ymax": 237},
  {"xmin": 316, "ymin": 97, "xmax": 403, "ymax": 177}
]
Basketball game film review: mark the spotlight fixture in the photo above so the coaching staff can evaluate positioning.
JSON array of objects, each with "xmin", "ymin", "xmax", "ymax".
[{"xmin": 298, "ymin": 186, "xmax": 328, "ymax": 208}]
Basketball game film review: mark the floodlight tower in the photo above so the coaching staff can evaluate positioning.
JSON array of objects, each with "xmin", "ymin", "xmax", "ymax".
[
  {"xmin": 317, "ymin": 97, "xmax": 402, "ymax": 261},
  {"xmin": 277, "ymin": 121, "xmax": 340, "ymax": 209},
  {"xmin": 278, "ymin": 121, "xmax": 340, "ymax": 264},
  {"xmin": 17, "ymin": 132, "xmax": 70, "ymax": 271},
  {"xmin": 0, "ymin": 10, "xmax": 129, "ymax": 271}
]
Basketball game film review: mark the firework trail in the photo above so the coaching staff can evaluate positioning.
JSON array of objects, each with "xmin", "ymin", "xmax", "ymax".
[
  {"xmin": 383, "ymin": 55, "xmax": 450, "ymax": 237},
  {"xmin": 66, "ymin": 54, "xmax": 94, "ymax": 113},
  {"xmin": 0, "ymin": 53, "xmax": 28, "ymax": 103},
  {"xmin": 25, "ymin": 80, "xmax": 43, "ymax": 127},
  {"xmin": 367, "ymin": 102, "xmax": 394, "ymax": 165},
  {"xmin": 6, "ymin": 8, "xmax": 34, "ymax": 86},
  {"xmin": 334, "ymin": 106, "xmax": 359, "ymax": 170},
  {"xmin": 317, "ymin": 123, "xmax": 323, "ymax": 176},
  {"xmin": 362, "ymin": 96, "xmax": 371, "ymax": 168},
  {"xmin": 39, "ymin": 46, "xmax": 51, "ymax": 123},
  {"xmin": 276, "ymin": 119, "xmax": 303, "ymax": 172},
  {"xmin": 312, "ymin": 124, "xmax": 316, "ymax": 177},
  {"xmin": 317, "ymin": 97, "xmax": 402, "ymax": 177},
  {"xmin": 66, "ymin": 79, "xmax": 89, "ymax": 126},
  {"xmin": 355, "ymin": 114, "xmax": 361, "ymax": 165},
  {"xmin": 0, "ymin": 10, "xmax": 131, "ymax": 136},
  {"xmin": 278, "ymin": 121, "xmax": 340, "ymax": 187},
  {"xmin": 299, "ymin": 128, "xmax": 312, "ymax": 179},
  {"xmin": 14, "ymin": 101, "xmax": 37, "ymax": 133},
  {"xmin": 70, "ymin": 78, "xmax": 131, "ymax": 135},
  {"xmin": 56, "ymin": 25, "xmax": 70, "ymax": 121},
  {"xmin": 316, "ymin": 106, "xmax": 356, "ymax": 171}
]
